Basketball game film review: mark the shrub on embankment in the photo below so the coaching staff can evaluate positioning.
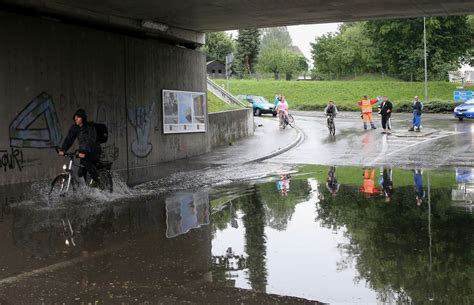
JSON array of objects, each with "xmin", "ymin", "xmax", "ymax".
[
  {"xmin": 295, "ymin": 100, "xmax": 456, "ymax": 113},
  {"xmin": 214, "ymin": 79, "xmax": 461, "ymax": 113}
]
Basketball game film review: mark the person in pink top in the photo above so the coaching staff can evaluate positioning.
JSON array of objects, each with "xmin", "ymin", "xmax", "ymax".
[{"xmin": 277, "ymin": 96, "xmax": 289, "ymax": 127}]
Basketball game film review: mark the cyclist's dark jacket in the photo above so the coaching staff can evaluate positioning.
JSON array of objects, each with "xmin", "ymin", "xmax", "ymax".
[
  {"xmin": 61, "ymin": 109, "xmax": 101, "ymax": 155},
  {"xmin": 379, "ymin": 100, "xmax": 393, "ymax": 116}
]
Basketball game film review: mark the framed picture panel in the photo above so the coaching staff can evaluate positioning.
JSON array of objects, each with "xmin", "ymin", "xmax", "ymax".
[{"xmin": 162, "ymin": 90, "xmax": 206, "ymax": 134}]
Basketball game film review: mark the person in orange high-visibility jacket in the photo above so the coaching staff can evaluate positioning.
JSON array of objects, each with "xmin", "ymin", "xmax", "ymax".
[
  {"xmin": 357, "ymin": 95, "xmax": 378, "ymax": 130},
  {"xmin": 359, "ymin": 168, "xmax": 380, "ymax": 196}
]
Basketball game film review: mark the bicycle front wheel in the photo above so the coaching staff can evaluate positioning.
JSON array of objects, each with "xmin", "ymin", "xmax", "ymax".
[
  {"xmin": 287, "ymin": 114, "xmax": 295, "ymax": 128},
  {"xmin": 49, "ymin": 174, "xmax": 70, "ymax": 201}
]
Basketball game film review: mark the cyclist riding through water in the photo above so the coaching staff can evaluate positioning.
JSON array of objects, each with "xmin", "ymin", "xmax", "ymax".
[{"xmin": 58, "ymin": 109, "xmax": 102, "ymax": 187}]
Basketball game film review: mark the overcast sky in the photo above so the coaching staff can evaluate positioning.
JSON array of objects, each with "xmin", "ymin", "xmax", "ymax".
[
  {"xmin": 227, "ymin": 23, "xmax": 340, "ymax": 66},
  {"xmin": 286, "ymin": 23, "xmax": 340, "ymax": 60}
]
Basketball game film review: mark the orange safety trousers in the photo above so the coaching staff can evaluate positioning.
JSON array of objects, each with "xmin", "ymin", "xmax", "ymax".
[{"xmin": 362, "ymin": 112, "xmax": 374, "ymax": 123}]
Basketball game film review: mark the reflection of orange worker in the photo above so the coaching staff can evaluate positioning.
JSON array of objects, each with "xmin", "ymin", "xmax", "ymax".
[
  {"xmin": 359, "ymin": 169, "xmax": 380, "ymax": 195},
  {"xmin": 357, "ymin": 95, "xmax": 378, "ymax": 130}
]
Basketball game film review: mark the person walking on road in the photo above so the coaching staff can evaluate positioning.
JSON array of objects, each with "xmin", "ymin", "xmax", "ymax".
[
  {"xmin": 379, "ymin": 96, "xmax": 393, "ymax": 134},
  {"xmin": 357, "ymin": 95, "xmax": 378, "ymax": 130},
  {"xmin": 409, "ymin": 96, "xmax": 423, "ymax": 132}
]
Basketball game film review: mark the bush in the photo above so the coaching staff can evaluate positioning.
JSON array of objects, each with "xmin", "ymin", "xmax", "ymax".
[
  {"xmin": 295, "ymin": 100, "xmax": 455, "ymax": 113},
  {"xmin": 394, "ymin": 100, "xmax": 455, "ymax": 113}
]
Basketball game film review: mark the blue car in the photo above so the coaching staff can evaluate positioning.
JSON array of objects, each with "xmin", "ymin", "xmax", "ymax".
[
  {"xmin": 454, "ymin": 99, "xmax": 474, "ymax": 121},
  {"xmin": 236, "ymin": 95, "xmax": 277, "ymax": 116}
]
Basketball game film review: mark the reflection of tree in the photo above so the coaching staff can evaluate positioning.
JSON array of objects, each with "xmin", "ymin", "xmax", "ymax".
[
  {"xmin": 210, "ymin": 180, "xmax": 312, "ymax": 290},
  {"xmin": 260, "ymin": 179, "xmax": 310, "ymax": 231},
  {"xmin": 241, "ymin": 186, "xmax": 268, "ymax": 292},
  {"xmin": 317, "ymin": 184, "xmax": 474, "ymax": 304}
]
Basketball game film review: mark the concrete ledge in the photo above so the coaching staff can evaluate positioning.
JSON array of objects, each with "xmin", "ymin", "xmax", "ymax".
[{"xmin": 246, "ymin": 125, "xmax": 303, "ymax": 164}]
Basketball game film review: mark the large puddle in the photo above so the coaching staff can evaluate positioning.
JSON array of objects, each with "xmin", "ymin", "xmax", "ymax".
[{"xmin": 0, "ymin": 165, "xmax": 473, "ymax": 304}]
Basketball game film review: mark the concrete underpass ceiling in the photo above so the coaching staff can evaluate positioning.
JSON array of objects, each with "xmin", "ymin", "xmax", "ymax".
[
  {"xmin": 5, "ymin": 0, "xmax": 474, "ymax": 31},
  {"xmin": 2, "ymin": 0, "xmax": 474, "ymax": 44}
]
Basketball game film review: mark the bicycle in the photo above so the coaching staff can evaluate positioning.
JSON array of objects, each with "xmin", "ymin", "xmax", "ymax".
[
  {"xmin": 327, "ymin": 114, "xmax": 335, "ymax": 136},
  {"xmin": 49, "ymin": 150, "xmax": 113, "ymax": 200},
  {"xmin": 279, "ymin": 113, "xmax": 295, "ymax": 129}
]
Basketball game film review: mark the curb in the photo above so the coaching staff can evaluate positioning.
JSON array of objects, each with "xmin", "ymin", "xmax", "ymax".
[{"xmin": 244, "ymin": 126, "xmax": 303, "ymax": 164}]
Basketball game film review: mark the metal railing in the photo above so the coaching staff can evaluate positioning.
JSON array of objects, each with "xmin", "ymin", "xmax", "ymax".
[{"xmin": 207, "ymin": 78, "xmax": 246, "ymax": 108}]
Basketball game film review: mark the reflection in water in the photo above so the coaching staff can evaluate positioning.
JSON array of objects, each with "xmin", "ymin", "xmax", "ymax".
[
  {"xmin": 275, "ymin": 174, "xmax": 291, "ymax": 196},
  {"xmin": 0, "ymin": 166, "xmax": 472, "ymax": 304},
  {"xmin": 165, "ymin": 191, "xmax": 210, "ymax": 238},
  {"xmin": 359, "ymin": 168, "xmax": 380, "ymax": 196},
  {"xmin": 379, "ymin": 167, "xmax": 394, "ymax": 202},
  {"xmin": 452, "ymin": 168, "xmax": 474, "ymax": 212},
  {"xmin": 414, "ymin": 169, "xmax": 425, "ymax": 206},
  {"xmin": 212, "ymin": 166, "xmax": 473, "ymax": 304},
  {"xmin": 326, "ymin": 166, "xmax": 340, "ymax": 196}
]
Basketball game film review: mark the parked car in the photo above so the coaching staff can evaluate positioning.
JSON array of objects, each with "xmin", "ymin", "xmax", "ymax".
[
  {"xmin": 236, "ymin": 95, "xmax": 277, "ymax": 116},
  {"xmin": 454, "ymin": 99, "xmax": 474, "ymax": 121}
]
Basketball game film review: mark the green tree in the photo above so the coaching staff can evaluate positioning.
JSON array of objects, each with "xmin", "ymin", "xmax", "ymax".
[
  {"xmin": 201, "ymin": 31, "xmax": 235, "ymax": 62},
  {"xmin": 365, "ymin": 16, "xmax": 472, "ymax": 80},
  {"xmin": 257, "ymin": 43, "xmax": 303, "ymax": 80},
  {"xmin": 260, "ymin": 27, "xmax": 293, "ymax": 51},
  {"xmin": 468, "ymin": 15, "xmax": 474, "ymax": 65},
  {"xmin": 311, "ymin": 33, "xmax": 346, "ymax": 78},
  {"xmin": 235, "ymin": 29, "xmax": 261, "ymax": 76}
]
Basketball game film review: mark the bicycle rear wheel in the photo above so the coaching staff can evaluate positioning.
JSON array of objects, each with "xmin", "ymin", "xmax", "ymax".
[
  {"xmin": 49, "ymin": 174, "xmax": 70, "ymax": 200},
  {"xmin": 287, "ymin": 114, "xmax": 295, "ymax": 128}
]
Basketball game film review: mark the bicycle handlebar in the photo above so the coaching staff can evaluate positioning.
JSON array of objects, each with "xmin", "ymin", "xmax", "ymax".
[{"xmin": 55, "ymin": 147, "xmax": 79, "ymax": 158}]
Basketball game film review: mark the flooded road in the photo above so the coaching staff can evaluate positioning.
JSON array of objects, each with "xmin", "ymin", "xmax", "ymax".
[{"xmin": 0, "ymin": 165, "xmax": 472, "ymax": 304}]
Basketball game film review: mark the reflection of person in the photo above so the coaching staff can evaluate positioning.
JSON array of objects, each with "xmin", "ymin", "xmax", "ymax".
[
  {"xmin": 379, "ymin": 167, "xmax": 394, "ymax": 202},
  {"xmin": 326, "ymin": 166, "xmax": 340, "ymax": 197},
  {"xmin": 357, "ymin": 95, "xmax": 378, "ymax": 130},
  {"xmin": 414, "ymin": 169, "xmax": 425, "ymax": 206},
  {"xmin": 276, "ymin": 174, "xmax": 290, "ymax": 196},
  {"xmin": 359, "ymin": 168, "xmax": 380, "ymax": 196}
]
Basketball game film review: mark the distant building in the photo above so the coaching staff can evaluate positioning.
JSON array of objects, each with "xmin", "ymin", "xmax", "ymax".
[
  {"xmin": 207, "ymin": 60, "xmax": 226, "ymax": 79},
  {"xmin": 448, "ymin": 64, "xmax": 474, "ymax": 83}
]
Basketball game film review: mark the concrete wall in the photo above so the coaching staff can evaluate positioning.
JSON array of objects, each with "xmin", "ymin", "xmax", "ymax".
[
  {"xmin": 0, "ymin": 10, "xmax": 252, "ymax": 187},
  {"xmin": 208, "ymin": 109, "xmax": 254, "ymax": 148}
]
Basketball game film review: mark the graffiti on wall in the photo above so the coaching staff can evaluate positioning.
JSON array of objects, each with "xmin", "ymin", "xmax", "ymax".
[
  {"xmin": 1, "ymin": 148, "xmax": 24, "ymax": 172},
  {"xmin": 128, "ymin": 102, "xmax": 156, "ymax": 158},
  {"xmin": 95, "ymin": 104, "xmax": 119, "ymax": 161},
  {"xmin": 9, "ymin": 92, "xmax": 62, "ymax": 148}
]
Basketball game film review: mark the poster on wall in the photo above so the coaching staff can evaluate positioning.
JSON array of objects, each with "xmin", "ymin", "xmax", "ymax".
[{"xmin": 162, "ymin": 90, "xmax": 206, "ymax": 134}]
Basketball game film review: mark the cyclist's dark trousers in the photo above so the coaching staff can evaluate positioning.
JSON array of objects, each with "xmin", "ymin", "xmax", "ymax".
[
  {"xmin": 381, "ymin": 114, "xmax": 391, "ymax": 129},
  {"xmin": 78, "ymin": 153, "xmax": 99, "ymax": 181}
]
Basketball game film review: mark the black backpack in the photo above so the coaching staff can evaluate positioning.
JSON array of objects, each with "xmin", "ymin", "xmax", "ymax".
[{"xmin": 94, "ymin": 123, "xmax": 108, "ymax": 144}]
